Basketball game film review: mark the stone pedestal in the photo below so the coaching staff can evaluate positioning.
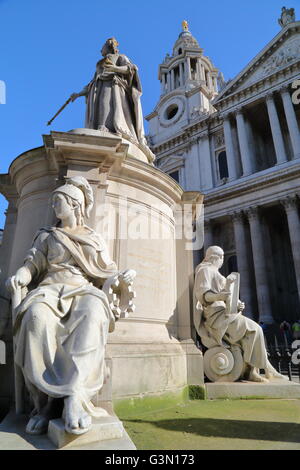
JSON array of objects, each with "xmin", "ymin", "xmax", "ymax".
[
  {"xmin": 0, "ymin": 411, "xmax": 136, "ymax": 450},
  {"xmin": 206, "ymin": 380, "xmax": 300, "ymax": 399},
  {"xmin": 48, "ymin": 413, "xmax": 126, "ymax": 449},
  {"xmin": 0, "ymin": 129, "xmax": 204, "ymax": 435}
]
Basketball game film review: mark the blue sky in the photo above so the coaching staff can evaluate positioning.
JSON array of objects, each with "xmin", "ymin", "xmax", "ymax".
[{"xmin": 0, "ymin": 0, "xmax": 296, "ymax": 228}]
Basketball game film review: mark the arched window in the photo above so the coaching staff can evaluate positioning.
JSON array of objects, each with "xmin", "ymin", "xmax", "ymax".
[
  {"xmin": 218, "ymin": 151, "xmax": 229, "ymax": 180},
  {"xmin": 178, "ymin": 48, "xmax": 182, "ymax": 55}
]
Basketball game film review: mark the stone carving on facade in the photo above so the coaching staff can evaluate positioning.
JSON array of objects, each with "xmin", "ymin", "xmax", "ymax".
[
  {"xmin": 262, "ymin": 39, "xmax": 300, "ymax": 78},
  {"xmin": 281, "ymin": 194, "xmax": 299, "ymax": 212},
  {"xmin": 278, "ymin": 7, "xmax": 296, "ymax": 28},
  {"xmin": 6, "ymin": 176, "xmax": 136, "ymax": 436},
  {"xmin": 70, "ymin": 37, "xmax": 154, "ymax": 162},
  {"xmin": 190, "ymin": 106, "xmax": 209, "ymax": 120},
  {"xmin": 193, "ymin": 246, "xmax": 287, "ymax": 383},
  {"xmin": 214, "ymin": 132, "xmax": 225, "ymax": 149}
]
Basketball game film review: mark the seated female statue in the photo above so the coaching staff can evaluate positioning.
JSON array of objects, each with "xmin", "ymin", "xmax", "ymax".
[{"xmin": 7, "ymin": 176, "xmax": 135, "ymax": 435}]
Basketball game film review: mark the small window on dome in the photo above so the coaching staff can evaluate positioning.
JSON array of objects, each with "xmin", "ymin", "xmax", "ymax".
[
  {"xmin": 165, "ymin": 104, "xmax": 179, "ymax": 120},
  {"xmin": 178, "ymin": 48, "xmax": 182, "ymax": 55}
]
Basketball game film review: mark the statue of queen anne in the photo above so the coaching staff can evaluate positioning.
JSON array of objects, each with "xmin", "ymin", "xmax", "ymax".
[
  {"xmin": 7, "ymin": 176, "xmax": 136, "ymax": 436},
  {"xmin": 70, "ymin": 37, "xmax": 154, "ymax": 162}
]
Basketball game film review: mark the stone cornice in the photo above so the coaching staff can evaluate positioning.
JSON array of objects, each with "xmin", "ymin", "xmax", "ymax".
[{"xmin": 203, "ymin": 162, "xmax": 300, "ymax": 212}]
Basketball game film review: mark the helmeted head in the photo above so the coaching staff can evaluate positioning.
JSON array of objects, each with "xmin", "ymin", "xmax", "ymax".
[
  {"xmin": 203, "ymin": 246, "xmax": 224, "ymax": 269},
  {"xmin": 52, "ymin": 176, "xmax": 94, "ymax": 226},
  {"xmin": 101, "ymin": 37, "xmax": 119, "ymax": 56}
]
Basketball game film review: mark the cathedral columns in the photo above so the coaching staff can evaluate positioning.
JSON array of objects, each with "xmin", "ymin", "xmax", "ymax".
[
  {"xmin": 166, "ymin": 72, "xmax": 171, "ymax": 93},
  {"xmin": 186, "ymin": 57, "xmax": 192, "ymax": 80},
  {"xmin": 170, "ymin": 69, "xmax": 175, "ymax": 91},
  {"xmin": 161, "ymin": 73, "xmax": 166, "ymax": 94},
  {"xmin": 198, "ymin": 132, "xmax": 213, "ymax": 190},
  {"xmin": 265, "ymin": 92, "xmax": 287, "ymax": 164},
  {"xmin": 222, "ymin": 113, "xmax": 237, "ymax": 180},
  {"xmin": 203, "ymin": 219, "xmax": 214, "ymax": 252},
  {"xmin": 281, "ymin": 196, "xmax": 300, "ymax": 301},
  {"xmin": 280, "ymin": 85, "xmax": 300, "ymax": 159},
  {"xmin": 245, "ymin": 207, "xmax": 273, "ymax": 324},
  {"xmin": 180, "ymin": 63, "xmax": 184, "ymax": 86},
  {"xmin": 235, "ymin": 108, "xmax": 252, "ymax": 176},
  {"xmin": 231, "ymin": 211, "xmax": 254, "ymax": 318}
]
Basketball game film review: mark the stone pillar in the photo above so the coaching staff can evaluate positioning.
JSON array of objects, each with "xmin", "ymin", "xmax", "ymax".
[
  {"xmin": 186, "ymin": 57, "xmax": 192, "ymax": 80},
  {"xmin": 167, "ymin": 72, "xmax": 171, "ymax": 93},
  {"xmin": 196, "ymin": 60, "xmax": 201, "ymax": 81},
  {"xmin": 231, "ymin": 211, "xmax": 254, "ymax": 318},
  {"xmin": 281, "ymin": 196, "xmax": 300, "ymax": 301},
  {"xmin": 161, "ymin": 74, "xmax": 166, "ymax": 94},
  {"xmin": 179, "ymin": 63, "xmax": 184, "ymax": 86},
  {"xmin": 235, "ymin": 108, "xmax": 252, "ymax": 176},
  {"xmin": 222, "ymin": 113, "xmax": 237, "ymax": 180},
  {"xmin": 198, "ymin": 132, "xmax": 214, "ymax": 190},
  {"xmin": 245, "ymin": 207, "xmax": 273, "ymax": 324},
  {"xmin": 175, "ymin": 192, "xmax": 204, "ymax": 340},
  {"xmin": 265, "ymin": 92, "xmax": 287, "ymax": 164},
  {"xmin": 171, "ymin": 68, "xmax": 175, "ymax": 91},
  {"xmin": 280, "ymin": 85, "xmax": 300, "ymax": 159},
  {"xmin": 203, "ymin": 219, "xmax": 214, "ymax": 253}
]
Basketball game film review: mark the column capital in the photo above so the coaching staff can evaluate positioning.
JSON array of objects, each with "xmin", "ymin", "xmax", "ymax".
[
  {"xmin": 279, "ymin": 84, "xmax": 291, "ymax": 95},
  {"xmin": 281, "ymin": 195, "xmax": 299, "ymax": 212},
  {"xmin": 230, "ymin": 211, "xmax": 245, "ymax": 223},
  {"xmin": 199, "ymin": 130, "xmax": 209, "ymax": 139},
  {"xmin": 220, "ymin": 111, "xmax": 231, "ymax": 121},
  {"xmin": 265, "ymin": 91, "xmax": 274, "ymax": 103},
  {"xmin": 244, "ymin": 206, "xmax": 259, "ymax": 220},
  {"xmin": 204, "ymin": 218, "xmax": 212, "ymax": 229},
  {"xmin": 234, "ymin": 106, "xmax": 244, "ymax": 116}
]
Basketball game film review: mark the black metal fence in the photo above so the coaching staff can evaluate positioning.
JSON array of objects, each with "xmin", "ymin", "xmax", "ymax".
[{"xmin": 265, "ymin": 332, "xmax": 300, "ymax": 382}]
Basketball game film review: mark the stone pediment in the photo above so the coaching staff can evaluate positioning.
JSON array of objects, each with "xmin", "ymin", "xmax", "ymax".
[{"xmin": 215, "ymin": 22, "xmax": 300, "ymax": 103}]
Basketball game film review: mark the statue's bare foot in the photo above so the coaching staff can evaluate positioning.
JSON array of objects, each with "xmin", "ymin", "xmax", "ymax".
[
  {"xmin": 248, "ymin": 368, "xmax": 269, "ymax": 383},
  {"xmin": 26, "ymin": 398, "xmax": 59, "ymax": 435},
  {"xmin": 64, "ymin": 396, "xmax": 92, "ymax": 435},
  {"xmin": 26, "ymin": 414, "xmax": 49, "ymax": 435},
  {"xmin": 265, "ymin": 364, "xmax": 288, "ymax": 381}
]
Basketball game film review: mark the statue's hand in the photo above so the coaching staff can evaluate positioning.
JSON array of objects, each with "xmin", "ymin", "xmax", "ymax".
[
  {"xmin": 6, "ymin": 267, "xmax": 32, "ymax": 292},
  {"xmin": 238, "ymin": 300, "xmax": 245, "ymax": 312},
  {"xmin": 103, "ymin": 64, "xmax": 119, "ymax": 73},
  {"xmin": 120, "ymin": 269, "xmax": 136, "ymax": 286},
  {"xmin": 218, "ymin": 291, "xmax": 232, "ymax": 302},
  {"xmin": 226, "ymin": 274, "xmax": 236, "ymax": 284}
]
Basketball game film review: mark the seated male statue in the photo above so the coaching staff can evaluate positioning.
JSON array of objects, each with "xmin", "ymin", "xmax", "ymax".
[{"xmin": 194, "ymin": 246, "xmax": 287, "ymax": 383}]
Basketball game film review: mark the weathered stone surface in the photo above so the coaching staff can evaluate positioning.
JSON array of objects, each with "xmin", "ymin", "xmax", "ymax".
[
  {"xmin": 48, "ymin": 415, "xmax": 124, "ymax": 449},
  {"xmin": 206, "ymin": 380, "xmax": 300, "ymax": 399}
]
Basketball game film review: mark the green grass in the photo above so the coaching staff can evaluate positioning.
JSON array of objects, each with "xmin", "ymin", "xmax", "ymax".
[{"xmin": 121, "ymin": 399, "xmax": 300, "ymax": 450}]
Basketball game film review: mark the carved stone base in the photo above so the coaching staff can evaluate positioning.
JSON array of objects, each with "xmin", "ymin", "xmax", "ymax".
[
  {"xmin": 48, "ymin": 415, "xmax": 124, "ymax": 449},
  {"xmin": 0, "ymin": 411, "xmax": 136, "ymax": 450},
  {"xmin": 206, "ymin": 379, "xmax": 300, "ymax": 399}
]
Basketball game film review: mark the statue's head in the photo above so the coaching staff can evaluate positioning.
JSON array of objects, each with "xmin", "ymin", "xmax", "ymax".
[
  {"xmin": 204, "ymin": 246, "xmax": 224, "ymax": 269},
  {"xmin": 101, "ymin": 37, "xmax": 119, "ymax": 56},
  {"xmin": 52, "ymin": 176, "xmax": 94, "ymax": 226}
]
